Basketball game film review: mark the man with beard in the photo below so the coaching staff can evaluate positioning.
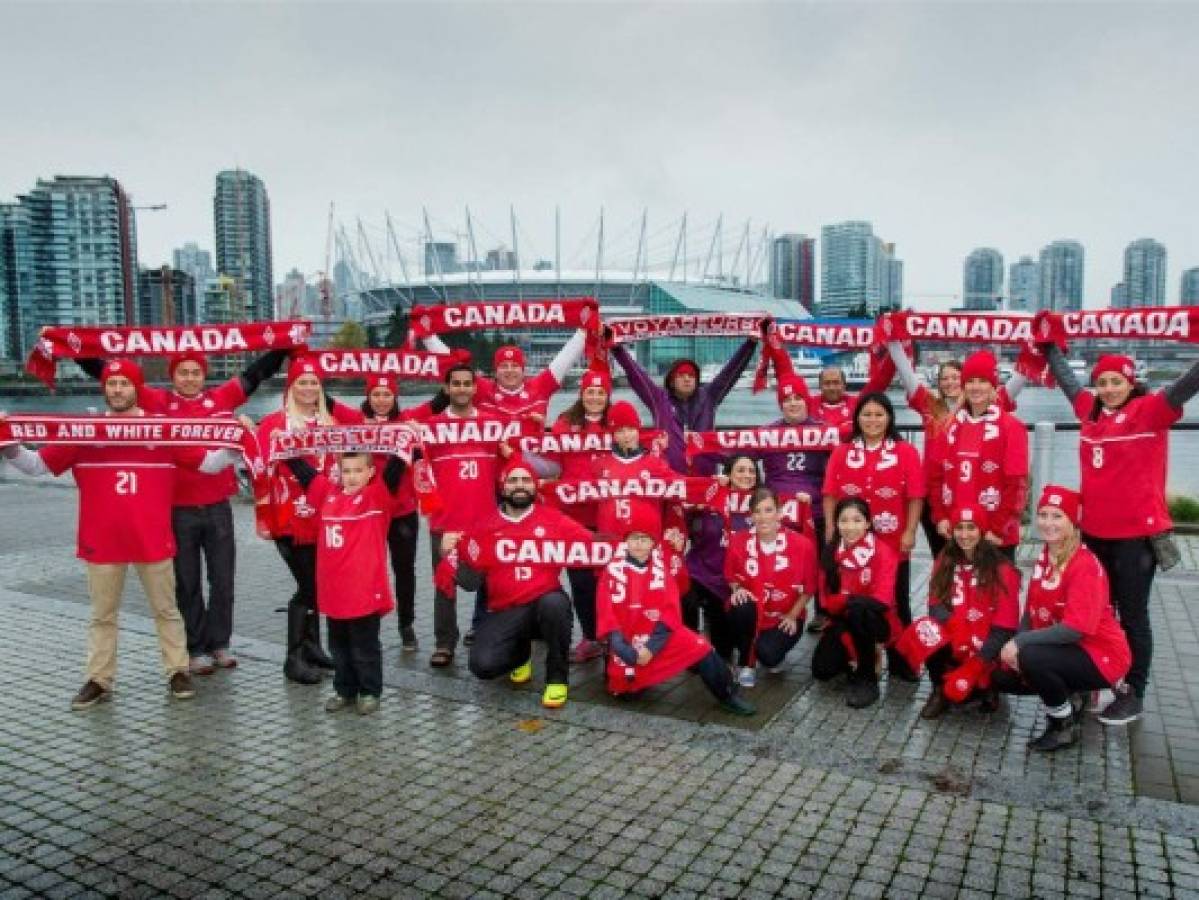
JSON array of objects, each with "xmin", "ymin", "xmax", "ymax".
[{"xmin": 437, "ymin": 456, "xmax": 594, "ymax": 708}]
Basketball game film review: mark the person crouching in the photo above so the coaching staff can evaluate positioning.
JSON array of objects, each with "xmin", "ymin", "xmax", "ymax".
[
  {"xmin": 811, "ymin": 497, "xmax": 901, "ymax": 708},
  {"xmin": 596, "ymin": 509, "xmax": 756, "ymax": 717}
]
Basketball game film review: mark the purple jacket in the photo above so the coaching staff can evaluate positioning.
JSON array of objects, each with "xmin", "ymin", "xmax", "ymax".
[
  {"xmin": 611, "ymin": 340, "xmax": 758, "ymax": 476},
  {"xmin": 685, "ymin": 507, "xmax": 752, "ymax": 601},
  {"xmin": 757, "ymin": 415, "xmax": 829, "ymax": 526}
]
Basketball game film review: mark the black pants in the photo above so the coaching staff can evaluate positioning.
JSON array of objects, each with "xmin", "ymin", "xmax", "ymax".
[
  {"xmin": 387, "ymin": 513, "xmax": 419, "ymax": 632},
  {"xmin": 430, "ymin": 530, "xmax": 487, "ymax": 649},
  {"xmin": 682, "ymin": 582, "xmax": 735, "ymax": 662},
  {"xmin": 567, "ymin": 567, "xmax": 598, "ymax": 641},
  {"xmin": 691, "ymin": 649, "xmax": 736, "ymax": 702},
  {"xmin": 275, "ymin": 536, "xmax": 317, "ymax": 613},
  {"xmin": 811, "ymin": 597, "xmax": 891, "ymax": 682},
  {"xmin": 920, "ymin": 504, "xmax": 947, "ymax": 560},
  {"xmin": 172, "ymin": 500, "xmax": 236, "ymax": 655},
  {"xmin": 895, "ymin": 560, "xmax": 912, "ymax": 627},
  {"xmin": 328, "ymin": 613, "xmax": 383, "ymax": 698},
  {"xmin": 468, "ymin": 591, "xmax": 573, "ymax": 685},
  {"xmin": 1085, "ymin": 534, "xmax": 1156, "ymax": 698},
  {"xmin": 991, "ymin": 643, "xmax": 1110, "ymax": 709},
  {"xmin": 925, "ymin": 645, "xmax": 954, "ymax": 687},
  {"xmin": 726, "ymin": 602, "xmax": 801, "ymax": 668}
]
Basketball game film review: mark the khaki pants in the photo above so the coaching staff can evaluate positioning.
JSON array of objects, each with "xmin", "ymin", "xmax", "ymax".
[{"xmin": 85, "ymin": 560, "xmax": 188, "ymax": 688}]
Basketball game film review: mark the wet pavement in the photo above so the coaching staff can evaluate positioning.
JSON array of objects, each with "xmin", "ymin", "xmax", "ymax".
[{"xmin": 2, "ymin": 473, "xmax": 1198, "ymax": 898}]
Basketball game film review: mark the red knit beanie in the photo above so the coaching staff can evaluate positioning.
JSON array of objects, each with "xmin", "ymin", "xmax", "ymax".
[
  {"xmin": 950, "ymin": 502, "xmax": 987, "ymax": 528},
  {"xmin": 622, "ymin": 505, "xmax": 661, "ymax": 540},
  {"xmin": 608, "ymin": 401, "xmax": 642, "ymax": 431},
  {"xmin": 286, "ymin": 355, "xmax": 321, "ymax": 390},
  {"xmin": 776, "ymin": 374, "xmax": 809, "ymax": 406},
  {"xmin": 579, "ymin": 368, "xmax": 612, "ymax": 395},
  {"xmin": 497, "ymin": 453, "xmax": 538, "ymax": 487},
  {"xmin": 1091, "ymin": 354, "xmax": 1136, "ymax": 385},
  {"xmin": 494, "ymin": 345, "xmax": 525, "ymax": 369},
  {"xmin": 1038, "ymin": 484, "xmax": 1081, "ymax": 526},
  {"xmin": 101, "ymin": 358, "xmax": 144, "ymax": 390},
  {"xmin": 365, "ymin": 374, "xmax": 397, "ymax": 396},
  {"xmin": 961, "ymin": 350, "xmax": 998, "ymax": 387},
  {"xmin": 168, "ymin": 352, "xmax": 207, "ymax": 379}
]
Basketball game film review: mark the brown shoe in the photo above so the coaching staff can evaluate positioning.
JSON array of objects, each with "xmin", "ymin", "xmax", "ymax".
[
  {"xmin": 169, "ymin": 672, "xmax": 196, "ymax": 700},
  {"xmin": 71, "ymin": 680, "xmax": 111, "ymax": 711},
  {"xmin": 920, "ymin": 688, "xmax": 948, "ymax": 720},
  {"xmin": 211, "ymin": 649, "xmax": 238, "ymax": 669},
  {"xmin": 188, "ymin": 655, "xmax": 216, "ymax": 676}
]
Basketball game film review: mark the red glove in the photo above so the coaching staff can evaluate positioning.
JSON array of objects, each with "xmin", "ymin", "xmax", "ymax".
[
  {"xmin": 434, "ymin": 552, "xmax": 459, "ymax": 598},
  {"xmin": 943, "ymin": 656, "xmax": 992, "ymax": 704},
  {"xmin": 894, "ymin": 616, "xmax": 950, "ymax": 671},
  {"xmin": 822, "ymin": 591, "xmax": 848, "ymax": 618}
]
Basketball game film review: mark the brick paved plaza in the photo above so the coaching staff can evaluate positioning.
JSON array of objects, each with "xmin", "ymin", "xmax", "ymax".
[{"xmin": 2, "ymin": 473, "xmax": 1198, "ymax": 898}]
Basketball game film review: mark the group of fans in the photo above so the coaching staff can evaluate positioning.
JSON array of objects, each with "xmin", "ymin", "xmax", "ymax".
[{"xmin": 4, "ymin": 313, "xmax": 1198, "ymax": 754}]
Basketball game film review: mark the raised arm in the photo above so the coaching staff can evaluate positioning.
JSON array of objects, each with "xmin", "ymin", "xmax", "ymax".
[
  {"xmin": 1043, "ymin": 344, "xmax": 1083, "ymax": 405},
  {"xmin": 611, "ymin": 344, "xmax": 667, "ymax": 409},
  {"xmin": 546, "ymin": 329, "xmax": 589, "ymax": 385},
  {"xmin": 1, "ymin": 444, "xmax": 51, "ymax": 477},
  {"xmin": 1164, "ymin": 356, "xmax": 1199, "ymax": 410},
  {"xmin": 239, "ymin": 349, "xmax": 289, "ymax": 396},
  {"xmin": 887, "ymin": 340, "xmax": 922, "ymax": 397},
  {"xmin": 706, "ymin": 338, "xmax": 758, "ymax": 407}
]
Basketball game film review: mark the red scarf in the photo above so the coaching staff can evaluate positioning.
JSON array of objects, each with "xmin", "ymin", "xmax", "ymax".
[
  {"xmin": 836, "ymin": 531, "xmax": 879, "ymax": 572},
  {"xmin": 878, "ymin": 311, "xmax": 1033, "ymax": 345},
  {"xmin": 26, "ymin": 322, "xmax": 311, "ymax": 389},
  {"xmin": 407, "ymin": 298, "xmax": 599, "ymax": 340},
  {"xmin": 267, "ymin": 423, "xmax": 419, "ymax": 462},
  {"xmin": 684, "ymin": 425, "xmax": 841, "ymax": 459},
  {"xmin": 606, "ymin": 312, "xmax": 764, "ymax": 344},
  {"xmin": 545, "ymin": 475, "xmax": 723, "ymax": 508},
  {"xmin": 311, "ymin": 348, "xmax": 454, "ymax": 382},
  {"xmin": 1036, "ymin": 306, "xmax": 1199, "ymax": 348},
  {"xmin": 461, "ymin": 534, "xmax": 621, "ymax": 569},
  {"xmin": 515, "ymin": 429, "xmax": 662, "ymax": 457}
]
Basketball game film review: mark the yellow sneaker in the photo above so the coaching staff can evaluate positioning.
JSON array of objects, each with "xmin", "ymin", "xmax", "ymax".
[
  {"xmin": 542, "ymin": 683, "xmax": 568, "ymax": 708},
  {"xmin": 509, "ymin": 660, "xmax": 533, "ymax": 684}
]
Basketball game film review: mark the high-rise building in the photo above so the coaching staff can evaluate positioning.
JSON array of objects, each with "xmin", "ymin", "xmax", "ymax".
[
  {"xmin": 769, "ymin": 233, "xmax": 816, "ymax": 312},
  {"xmin": 1038, "ymin": 240, "xmax": 1085, "ymax": 312},
  {"xmin": 137, "ymin": 266, "xmax": 195, "ymax": 326},
  {"xmin": 0, "ymin": 176, "xmax": 138, "ymax": 361},
  {"xmin": 1111, "ymin": 282, "xmax": 1128, "ymax": 309},
  {"xmin": 213, "ymin": 169, "xmax": 273, "ymax": 321},
  {"xmin": 0, "ymin": 203, "xmax": 33, "ymax": 360},
  {"xmin": 820, "ymin": 221, "xmax": 902, "ymax": 316},
  {"xmin": 173, "ymin": 241, "xmax": 214, "ymax": 323},
  {"xmin": 485, "ymin": 247, "xmax": 518, "ymax": 271},
  {"xmin": 424, "ymin": 241, "xmax": 459, "ymax": 277},
  {"xmin": 1182, "ymin": 267, "xmax": 1199, "ymax": 304},
  {"xmin": 1123, "ymin": 238, "xmax": 1167, "ymax": 308},
  {"xmin": 963, "ymin": 248, "xmax": 1004, "ymax": 310},
  {"xmin": 1008, "ymin": 256, "xmax": 1039, "ymax": 312}
]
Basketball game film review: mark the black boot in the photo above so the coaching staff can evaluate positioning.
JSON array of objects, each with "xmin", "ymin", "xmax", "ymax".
[
  {"xmin": 284, "ymin": 603, "xmax": 322, "ymax": 685},
  {"xmin": 886, "ymin": 647, "xmax": 920, "ymax": 683},
  {"xmin": 302, "ymin": 609, "xmax": 335, "ymax": 670},
  {"xmin": 846, "ymin": 672, "xmax": 881, "ymax": 709},
  {"xmin": 1029, "ymin": 714, "xmax": 1078, "ymax": 752}
]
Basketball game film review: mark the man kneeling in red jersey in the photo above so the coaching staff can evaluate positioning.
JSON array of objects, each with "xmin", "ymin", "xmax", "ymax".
[{"xmin": 438, "ymin": 456, "xmax": 590, "ymax": 708}]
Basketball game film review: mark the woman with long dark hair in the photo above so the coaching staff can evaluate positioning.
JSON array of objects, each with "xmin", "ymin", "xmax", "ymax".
[
  {"xmin": 822, "ymin": 391, "xmax": 924, "ymax": 681},
  {"xmin": 1039, "ymin": 345, "xmax": 1199, "ymax": 725},
  {"xmin": 812, "ymin": 497, "xmax": 901, "ymax": 708},
  {"xmin": 909, "ymin": 502, "xmax": 1021, "ymax": 719}
]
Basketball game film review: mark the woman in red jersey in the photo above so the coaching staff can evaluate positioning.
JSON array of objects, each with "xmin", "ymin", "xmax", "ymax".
[
  {"xmin": 992, "ymin": 486, "xmax": 1132, "ymax": 752},
  {"xmin": 1040, "ymin": 345, "xmax": 1199, "ymax": 725}
]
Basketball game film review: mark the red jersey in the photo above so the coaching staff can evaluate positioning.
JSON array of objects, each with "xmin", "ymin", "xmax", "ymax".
[
  {"xmin": 824, "ymin": 438, "xmax": 925, "ymax": 556},
  {"xmin": 40, "ymin": 443, "xmax": 206, "ymax": 564},
  {"xmin": 933, "ymin": 405, "xmax": 1028, "ymax": 546},
  {"xmin": 547, "ymin": 415, "xmax": 608, "ymax": 529},
  {"xmin": 724, "ymin": 528, "xmax": 818, "ymax": 623},
  {"xmin": 927, "ymin": 561, "xmax": 1021, "ymax": 661},
  {"xmin": 821, "ymin": 532, "xmax": 901, "ymax": 640},
  {"xmin": 908, "ymin": 386, "xmax": 1016, "ymax": 487},
  {"xmin": 309, "ymin": 476, "xmax": 395, "ymax": 619},
  {"xmin": 596, "ymin": 547, "xmax": 711, "ymax": 694},
  {"xmin": 420, "ymin": 410, "xmax": 509, "ymax": 533},
  {"xmin": 591, "ymin": 450, "xmax": 684, "ymax": 540},
  {"xmin": 475, "ymin": 370, "xmax": 561, "ymax": 430},
  {"xmin": 461, "ymin": 505, "xmax": 592, "ymax": 611},
  {"xmin": 140, "ymin": 379, "xmax": 247, "ymax": 507},
  {"xmin": 1026, "ymin": 545, "xmax": 1131, "ymax": 684},
  {"xmin": 1072, "ymin": 390, "xmax": 1181, "ymax": 539},
  {"xmin": 258, "ymin": 402, "xmax": 361, "ymax": 543},
  {"xmin": 347, "ymin": 399, "xmax": 438, "ymax": 520}
]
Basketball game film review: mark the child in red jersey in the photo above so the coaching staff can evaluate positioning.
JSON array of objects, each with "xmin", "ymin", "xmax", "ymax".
[
  {"xmin": 284, "ymin": 448, "xmax": 410, "ymax": 715},
  {"xmin": 596, "ymin": 509, "xmax": 755, "ymax": 716}
]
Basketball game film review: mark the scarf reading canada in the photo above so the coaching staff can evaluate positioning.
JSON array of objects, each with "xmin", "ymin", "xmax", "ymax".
[{"xmin": 26, "ymin": 322, "xmax": 312, "ymax": 389}]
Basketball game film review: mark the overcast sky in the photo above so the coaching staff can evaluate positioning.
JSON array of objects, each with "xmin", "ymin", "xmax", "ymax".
[{"xmin": 2, "ymin": 1, "xmax": 1196, "ymax": 310}]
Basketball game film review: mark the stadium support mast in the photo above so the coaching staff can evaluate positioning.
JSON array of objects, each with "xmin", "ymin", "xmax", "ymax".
[
  {"xmin": 593, "ymin": 207, "xmax": 605, "ymax": 300},
  {"xmin": 422, "ymin": 207, "xmax": 447, "ymax": 303},
  {"xmin": 357, "ymin": 218, "xmax": 384, "ymax": 285},
  {"xmin": 465, "ymin": 206, "xmax": 483, "ymax": 301},
  {"xmin": 669, "ymin": 213, "xmax": 686, "ymax": 283},
  {"xmin": 509, "ymin": 205, "xmax": 522, "ymax": 302},
  {"xmin": 703, "ymin": 214, "xmax": 723, "ymax": 283},
  {"xmin": 730, "ymin": 220, "xmax": 749, "ymax": 288},
  {"xmin": 384, "ymin": 211, "xmax": 414, "ymax": 306},
  {"xmin": 555, "ymin": 206, "xmax": 561, "ymax": 299},
  {"xmin": 630, "ymin": 208, "xmax": 647, "ymax": 303}
]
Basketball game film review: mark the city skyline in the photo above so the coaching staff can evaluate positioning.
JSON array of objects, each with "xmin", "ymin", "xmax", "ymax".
[{"xmin": 1, "ymin": 3, "xmax": 1197, "ymax": 312}]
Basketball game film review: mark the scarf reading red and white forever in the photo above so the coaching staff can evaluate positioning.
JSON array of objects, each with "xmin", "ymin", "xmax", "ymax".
[{"xmin": 25, "ymin": 322, "xmax": 312, "ymax": 389}]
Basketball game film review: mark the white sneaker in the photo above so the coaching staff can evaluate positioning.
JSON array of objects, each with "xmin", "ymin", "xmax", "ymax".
[{"xmin": 738, "ymin": 666, "xmax": 757, "ymax": 688}]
